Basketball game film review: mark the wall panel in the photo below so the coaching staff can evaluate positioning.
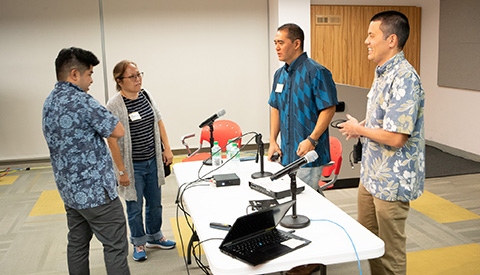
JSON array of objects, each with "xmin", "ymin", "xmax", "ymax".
[
  {"xmin": 0, "ymin": 0, "xmax": 270, "ymax": 161},
  {"xmin": 0, "ymin": 0, "xmax": 104, "ymax": 161}
]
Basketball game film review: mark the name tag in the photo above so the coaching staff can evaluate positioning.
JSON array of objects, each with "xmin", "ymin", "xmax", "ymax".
[
  {"xmin": 275, "ymin": 83, "xmax": 284, "ymax": 93},
  {"xmin": 129, "ymin": 112, "xmax": 142, "ymax": 121}
]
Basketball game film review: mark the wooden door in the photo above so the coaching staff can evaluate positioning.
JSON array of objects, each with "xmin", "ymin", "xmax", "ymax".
[{"xmin": 311, "ymin": 5, "xmax": 421, "ymax": 88}]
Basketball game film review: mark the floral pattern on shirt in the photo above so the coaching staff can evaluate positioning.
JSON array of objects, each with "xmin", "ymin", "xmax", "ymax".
[
  {"xmin": 361, "ymin": 52, "xmax": 425, "ymax": 202},
  {"xmin": 42, "ymin": 82, "xmax": 119, "ymax": 209}
]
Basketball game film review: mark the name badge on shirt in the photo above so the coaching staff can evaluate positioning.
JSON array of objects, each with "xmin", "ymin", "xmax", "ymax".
[
  {"xmin": 129, "ymin": 112, "xmax": 142, "ymax": 121},
  {"xmin": 275, "ymin": 83, "xmax": 284, "ymax": 93}
]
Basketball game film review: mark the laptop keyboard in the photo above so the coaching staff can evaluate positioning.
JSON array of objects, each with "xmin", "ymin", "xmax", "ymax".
[{"xmin": 228, "ymin": 229, "xmax": 291, "ymax": 256}]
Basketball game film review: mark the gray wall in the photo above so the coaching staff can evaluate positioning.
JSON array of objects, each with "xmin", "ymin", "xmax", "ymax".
[
  {"xmin": 0, "ymin": 0, "xmax": 270, "ymax": 161},
  {"xmin": 331, "ymin": 84, "xmax": 369, "ymax": 180}
]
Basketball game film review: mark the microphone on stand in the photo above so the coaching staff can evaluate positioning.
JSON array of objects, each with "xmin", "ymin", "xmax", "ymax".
[
  {"xmin": 271, "ymin": 150, "xmax": 318, "ymax": 229},
  {"xmin": 198, "ymin": 109, "xmax": 226, "ymax": 166},
  {"xmin": 270, "ymin": 151, "xmax": 318, "ymax": 181},
  {"xmin": 199, "ymin": 109, "xmax": 226, "ymax": 128},
  {"xmin": 251, "ymin": 133, "xmax": 273, "ymax": 179}
]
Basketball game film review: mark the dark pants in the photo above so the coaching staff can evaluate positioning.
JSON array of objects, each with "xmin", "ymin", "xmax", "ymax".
[{"xmin": 65, "ymin": 197, "xmax": 130, "ymax": 275}]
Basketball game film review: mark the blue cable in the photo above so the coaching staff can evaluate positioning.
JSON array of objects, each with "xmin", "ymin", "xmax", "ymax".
[{"xmin": 310, "ymin": 219, "xmax": 362, "ymax": 275}]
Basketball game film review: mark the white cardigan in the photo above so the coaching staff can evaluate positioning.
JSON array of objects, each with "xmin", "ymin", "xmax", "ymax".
[{"xmin": 106, "ymin": 89, "xmax": 166, "ymax": 201}]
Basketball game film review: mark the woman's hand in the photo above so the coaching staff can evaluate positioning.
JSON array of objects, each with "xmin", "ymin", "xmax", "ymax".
[
  {"xmin": 163, "ymin": 148, "xmax": 174, "ymax": 165},
  {"xmin": 119, "ymin": 172, "xmax": 130, "ymax": 186}
]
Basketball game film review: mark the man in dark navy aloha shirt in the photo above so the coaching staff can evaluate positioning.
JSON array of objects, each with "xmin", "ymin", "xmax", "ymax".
[
  {"xmin": 268, "ymin": 23, "xmax": 338, "ymax": 194},
  {"xmin": 42, "ymin": 47, "xmax": 130, "ymax": 275},
  {"xmin": 268, "ymin": 25, "xmax": 338, "ymax": 274}
]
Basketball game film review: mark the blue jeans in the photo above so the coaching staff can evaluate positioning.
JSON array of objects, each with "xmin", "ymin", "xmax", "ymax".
[{"xmin": 126, "ymin": 157, "xmax": 164, "ymax": 246}]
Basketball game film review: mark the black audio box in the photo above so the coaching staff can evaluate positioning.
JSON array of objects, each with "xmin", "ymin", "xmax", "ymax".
[{"xmin": 213, "ymin": 173, "xmax": 240, "ymax": 187}]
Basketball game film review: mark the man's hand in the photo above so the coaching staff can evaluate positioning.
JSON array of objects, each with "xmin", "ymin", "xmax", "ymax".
[
  {"xmin": 268, "ymin": 142, "xmax": 282, "ymax": 162},
  {"xmin": 338, "ymin": 114, "xmax": 365, "ymax": 140},
  {"xmin": 297, "ymin": 139, "xmax": 315, "ymax": 157}
]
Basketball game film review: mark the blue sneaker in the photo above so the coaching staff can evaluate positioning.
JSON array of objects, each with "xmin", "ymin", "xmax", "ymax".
[
  {"xmin": 146, "ymin": 237, "xmax": 176, "ymax": 250},
  {"xmin": 133, "ymin": 245, "xmax": 147, "ymax": 261}
]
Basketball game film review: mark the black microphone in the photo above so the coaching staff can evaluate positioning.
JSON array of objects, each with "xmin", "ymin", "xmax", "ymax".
[
  {"xmin": 270, "ymin": 151, "xmax": 319, "ymax": 181},
  {"xmin": 198, "ymin": 109, "xmax": 226, "ymax": 128}
]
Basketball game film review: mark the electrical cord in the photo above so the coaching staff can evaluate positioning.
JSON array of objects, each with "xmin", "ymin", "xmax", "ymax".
[
  {"xmin": 196, "ymin": 132, "xmax": 257, "ymax": 179},
  {"xmin": 0, "ymin": 167, "xmax": 10, "ymax": 178},
  {"xmin": 174, "ymin": 131, "xmax": 258, "ymax": 274},
  {"xmin": 191, "ymin": 238, "xmax": 224, "ymax": 274},
  {"xmin": 245, "ymin": 204, "xmax": 256, "ymax": 215},
  {"xmin": 310, "ymin": 219, "xmax": 362, "ymax": 275},
  {"xmin": 175, "ymin": 178, "xmax": 212, "ymax": 274},
  {"xmin": 349, "ymin": 150, "xmax": 355, "ymax": 169},
  {"xmin": 330, "ymin": 119, "xmax": 347, "ymax": 129},
  {"xmin": 0, "ymin": 166, "xmax": 51, "ymax": 178},
  {"xmin": 328, "ymin": 119, "xmax": 363, "ymax": 169}
]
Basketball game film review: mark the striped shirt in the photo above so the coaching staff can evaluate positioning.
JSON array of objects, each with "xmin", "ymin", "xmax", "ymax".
[{"xmin": 123, "ymin": 92, "xmax": 156, "ymax": 161}]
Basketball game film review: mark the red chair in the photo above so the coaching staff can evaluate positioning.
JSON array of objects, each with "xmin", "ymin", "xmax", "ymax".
[
  {"xmin": 181, "ymin": 120, "xmax": 242, "ymax": 162},
  {"xmin": 318, "ymin": 136, "xmax": 343, "ymax": 191}
]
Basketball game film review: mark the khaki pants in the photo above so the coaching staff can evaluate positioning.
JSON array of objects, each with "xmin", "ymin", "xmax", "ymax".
[{"xmin": 357, "ymin": 183, "xmax": 410, "ymax": 275}]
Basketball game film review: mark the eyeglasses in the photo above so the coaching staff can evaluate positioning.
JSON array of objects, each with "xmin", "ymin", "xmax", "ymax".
[{"xmin": 119, "ymin": 72, "xmax": 144, "ymax": 81}]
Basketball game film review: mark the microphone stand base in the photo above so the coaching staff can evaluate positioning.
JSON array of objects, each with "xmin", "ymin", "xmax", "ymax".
[
  {"xmin": 203, "ymin": 158, "xmax": 212, "ymax": 166},
  {"xmin": 280, "ymin": 214, "xmax": 310, "ymax": 229},
  {"xmin": 251, "ymin": 171, "xmax": 273, "ymax": 179}
]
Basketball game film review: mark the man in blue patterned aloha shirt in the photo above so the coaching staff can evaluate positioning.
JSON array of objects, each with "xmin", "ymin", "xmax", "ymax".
[
  {"xmin": 339, "ymin": 11, "xmax": 425, "ymax": 275},
  {"xmin": 42, "ymin": 47, "xmax": 130, "ymax": 275}
]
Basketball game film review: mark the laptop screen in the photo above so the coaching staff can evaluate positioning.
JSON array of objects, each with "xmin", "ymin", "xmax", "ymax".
[{"xmin": 221, "ymin": 200, "xmax": 294, "ymax": 245}]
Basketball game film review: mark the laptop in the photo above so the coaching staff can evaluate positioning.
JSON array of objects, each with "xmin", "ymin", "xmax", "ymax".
[{"xmin": 219, "ymin": 200, "xmax": 311, "ymax": 266}]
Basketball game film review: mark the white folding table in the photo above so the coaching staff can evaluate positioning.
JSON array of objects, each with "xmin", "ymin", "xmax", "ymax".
[{"xmin": 173, "ymin": 158, "xmax": 384, "ymax": 275}]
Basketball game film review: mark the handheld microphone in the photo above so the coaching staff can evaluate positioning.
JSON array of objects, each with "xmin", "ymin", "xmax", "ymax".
[
  {"xmin": 199, "ymin": 109, "xmax": 226, "ymax": 128},
  {"xmin": 270, "ymin": 151, "xmax": 318, "ymax": 181}
]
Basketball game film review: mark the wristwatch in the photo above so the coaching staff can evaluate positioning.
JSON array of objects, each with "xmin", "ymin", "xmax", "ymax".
[
  {"xmin": 119, "ymin": 170, "xmax": 126, "ymax": 176},
  {"xmin": 307, "ymin": 136, "xmax": 318, "ymax": 147}
]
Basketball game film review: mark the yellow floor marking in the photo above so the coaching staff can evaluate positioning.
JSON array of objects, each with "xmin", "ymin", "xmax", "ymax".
[
  {"xmin": 29, "ymin": 190, "xmax": 65, "ymax": 216},
  {"xmin": 0, "ymin": 175, "xmax": 19, "ymax": 185},
  {"xmin": 407, "ymin": 243, "xmax": 480, "ymax": 275},
  {"xmin": 172, "ymin": 156, "xmax": 186, "ymax": 165},
  {"xmin": 170, "ymin": 216, "xmax": 204, "ymax": 257},
  {"xmin": 411, "ymin": 190, "xmax": 480, "ymax": 223}
]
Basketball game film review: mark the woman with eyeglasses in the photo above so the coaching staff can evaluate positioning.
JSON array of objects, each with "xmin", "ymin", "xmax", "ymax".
[{"xmin": 106, "ymin": 60, "xmax": 175, "ymax": 262}]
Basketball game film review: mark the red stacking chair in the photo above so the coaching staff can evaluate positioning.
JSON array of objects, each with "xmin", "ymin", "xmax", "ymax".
[
  {"xmin": 181, "ymin": 120, "xmax": 242, "ymax": 162},
  {"xmin": 318, "ymin": 136, "xmax": 343, "ymax": 191}
]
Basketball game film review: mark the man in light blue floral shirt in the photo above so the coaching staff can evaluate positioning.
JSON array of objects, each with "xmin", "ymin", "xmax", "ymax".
[
  {"xmin": 339, "ymin": 11, "xmax": 425, "ymax": 275},
  {"xmin": 42, "ymin": 47, "xmax": 130, "ymax": 275}
]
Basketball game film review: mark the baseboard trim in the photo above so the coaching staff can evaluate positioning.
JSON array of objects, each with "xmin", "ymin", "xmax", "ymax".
[
  {"xmin": 329, "ymin": 177, "xmax": 360, "ymax": 190},
  {"xmin": 0, "ymin": 144, "xmax": 260, "ymax": 167},
  {"xmin": 173, "ymin": 143, "xmax": 259, "ymax": 156},
  {"xmin": 0, "ymin": 157, "xmax": 51, "ymax": 169},
  {"xmin": 426, "ymin": 140, "xmax": 480, "ymax": 162},
  {"xmin": 3, "ymin": 142, "xmax": 477, "ymax": 169}
]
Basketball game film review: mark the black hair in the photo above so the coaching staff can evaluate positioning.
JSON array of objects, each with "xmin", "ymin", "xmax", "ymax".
[
  {"xmin": 277, "ymin": 23, "xmax": 304, "ymax": 51},
  {"xmin": 371, "ymin": 10, "xmax": 410, "ymax": 50},
  {"xmin": 55, "ymin": 47, "xmax": 99, "ymax": 81}
]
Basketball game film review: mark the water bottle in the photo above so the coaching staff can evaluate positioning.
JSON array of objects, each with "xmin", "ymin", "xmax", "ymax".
[
  {"xmin": 212, "ymin": 141, "xmax": 222, "ymax": 167},
  {"xmin": 226, "ymin": 139, "xmax": 233, "ymax": 159},
  {"xmin": 230, "ymin": 143, "xmax": 240, "ymax": 166}
]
